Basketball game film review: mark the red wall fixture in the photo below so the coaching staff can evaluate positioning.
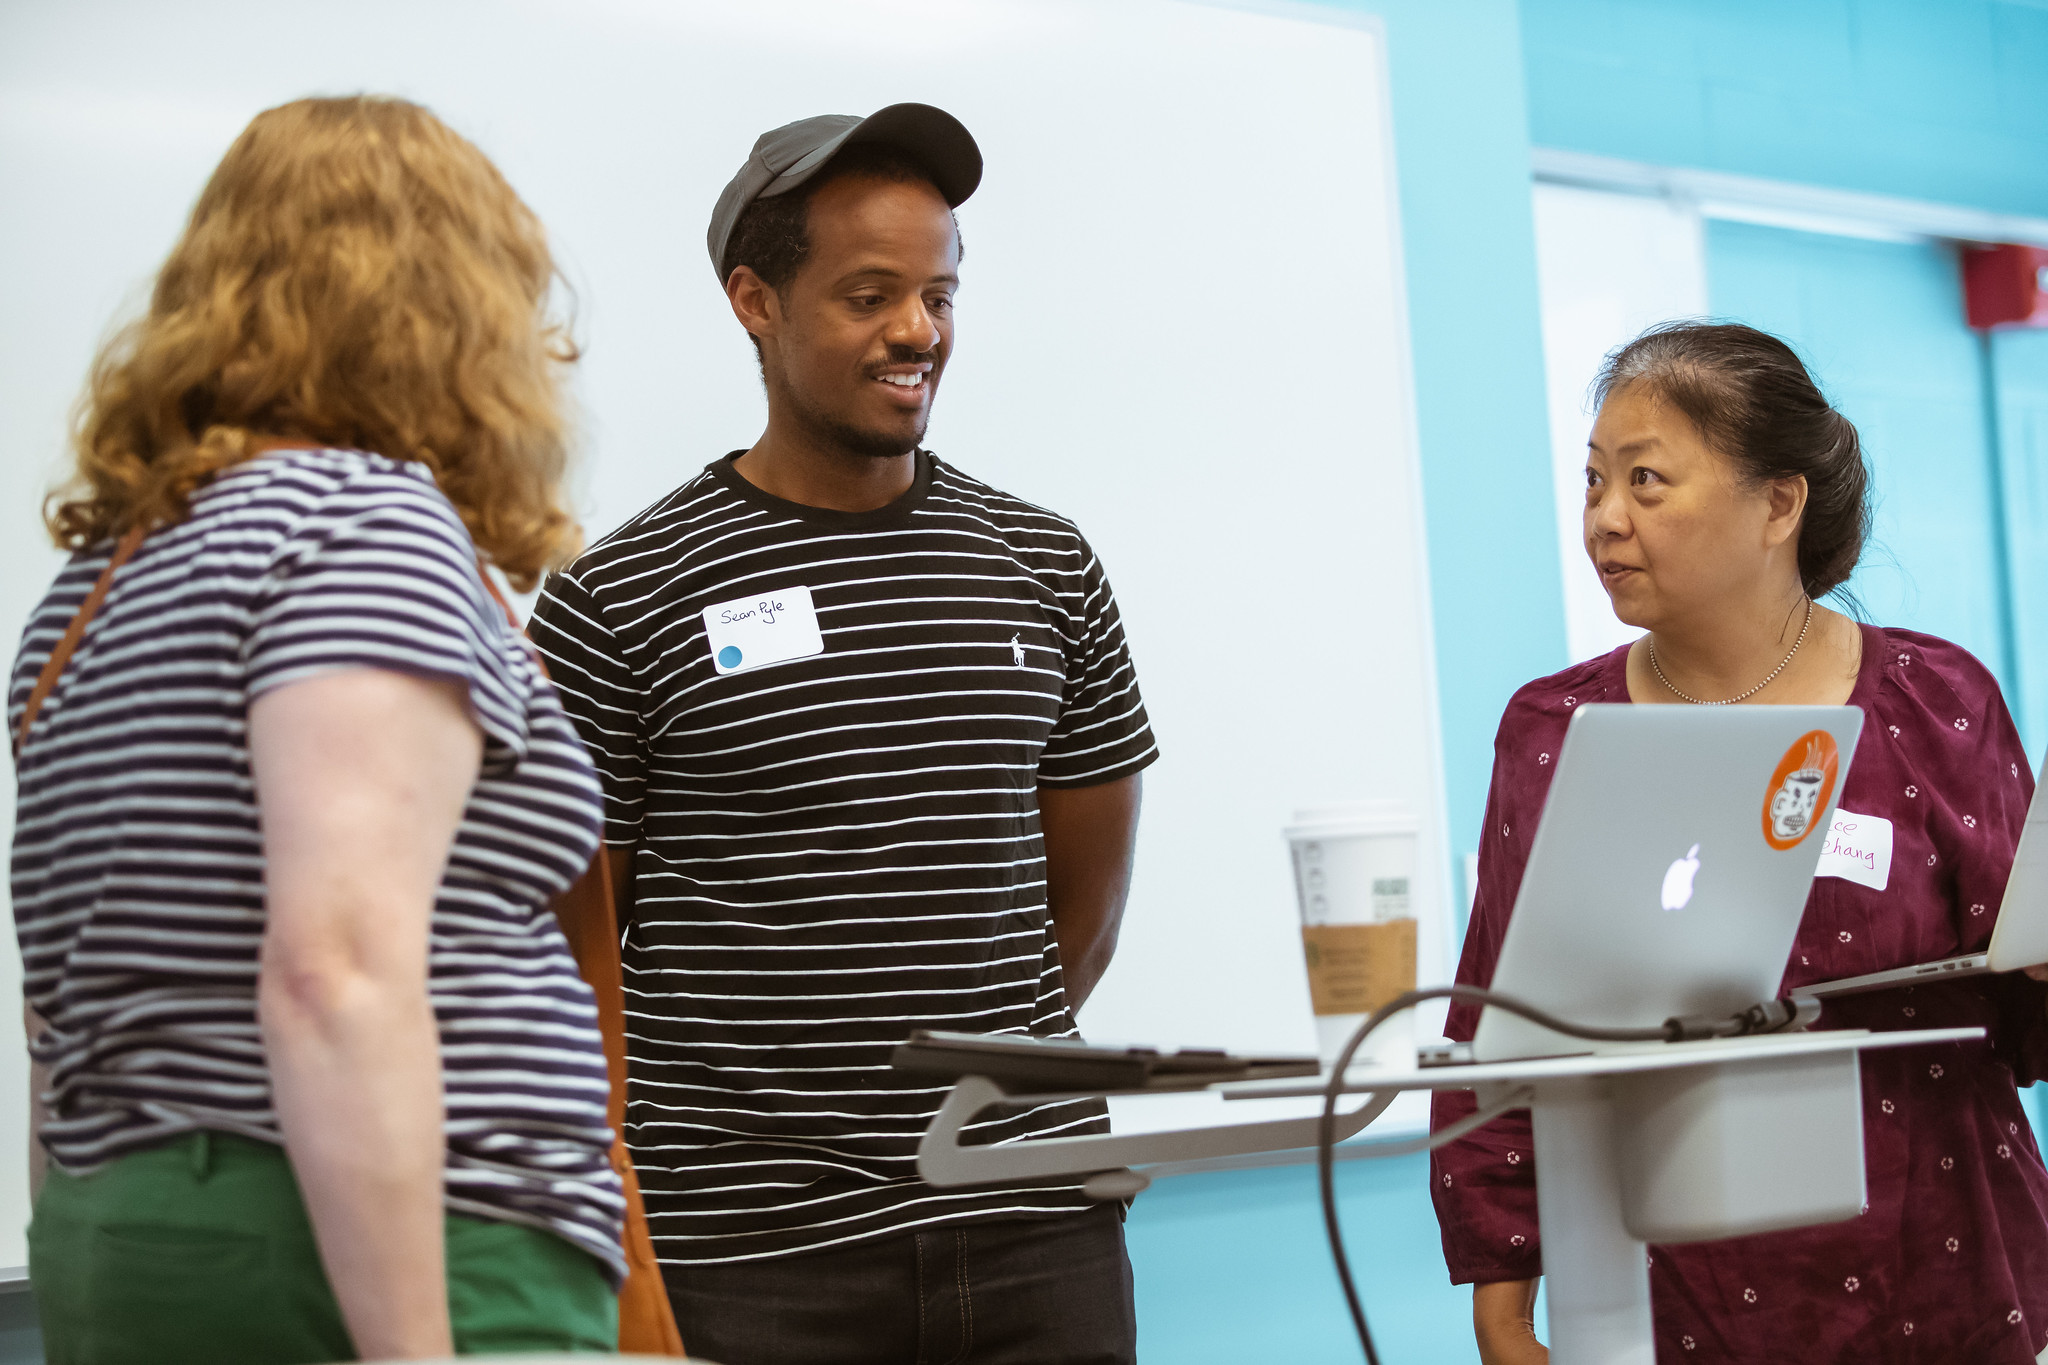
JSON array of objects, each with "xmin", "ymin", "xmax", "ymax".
[{"xmin": 1964, "ymin": 243, "xmax": 2048, "ymax": 329}]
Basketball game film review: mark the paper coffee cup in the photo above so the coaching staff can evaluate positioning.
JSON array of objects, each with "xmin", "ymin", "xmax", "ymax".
[{"xmin": 1286, "ymin": 802, "xmax": 1419, "ymax": 1070}]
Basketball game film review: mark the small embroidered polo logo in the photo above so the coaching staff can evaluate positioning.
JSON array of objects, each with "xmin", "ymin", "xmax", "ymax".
[{"xmin": 1010, "ymin": 634, "xmax": 1026, "ymax": 669}]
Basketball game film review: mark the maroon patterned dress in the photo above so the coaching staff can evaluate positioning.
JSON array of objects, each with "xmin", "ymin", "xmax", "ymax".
[{"xmin": 1431, "ymin": 625, "xmax": 2048, "ymax": 1362}]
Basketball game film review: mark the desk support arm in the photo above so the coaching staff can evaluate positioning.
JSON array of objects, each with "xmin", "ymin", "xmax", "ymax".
[{"xmin": 917, "ymin": 1076, "xmax": 1401, "ymax": 1194}]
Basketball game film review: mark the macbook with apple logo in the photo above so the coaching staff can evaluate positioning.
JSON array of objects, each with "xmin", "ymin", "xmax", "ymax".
[{"xmin": 1471, "ymin": 703, "xmax": 1865, "ymax": 1063}]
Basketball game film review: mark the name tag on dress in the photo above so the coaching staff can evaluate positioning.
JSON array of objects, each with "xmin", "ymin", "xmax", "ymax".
[
  {"xmin": 702, "ymin": 586, "xmax": 825, "ymax": 675},
  {"xmin": 1814, "ymin": 808, "xmax": 1893, "ymax": 891}
]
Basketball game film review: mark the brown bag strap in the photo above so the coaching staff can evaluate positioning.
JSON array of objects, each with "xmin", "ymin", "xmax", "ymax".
[
  {"xmin": 474, "ymin": 565, "xmax": 632, "ymax": 1120},
  {"xmin": 477, "ymin": 565, "xmax": 681, "ymax": 1355},
  {"xmin": 15, "ymin": 526, "xmax": 148, "ymax": 760},
  {"xmin": 475, "ymin": 565, "xmax": 530, "ymax": 652}
]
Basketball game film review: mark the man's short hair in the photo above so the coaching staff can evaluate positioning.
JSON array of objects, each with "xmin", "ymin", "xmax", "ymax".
[{"xmin": 718, "ymin": 143, "xmax": 960, "ymax": 296}]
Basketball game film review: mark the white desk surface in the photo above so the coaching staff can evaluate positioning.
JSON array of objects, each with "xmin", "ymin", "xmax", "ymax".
[{"xmin": 1214, "ymin": 1026, "xmax": 1985, "ymax": 1102}]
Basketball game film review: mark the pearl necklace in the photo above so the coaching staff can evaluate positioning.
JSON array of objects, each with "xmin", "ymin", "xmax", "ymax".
[{"xmin": 1649, "ymin": 600, "xmax": 1814, "ymax": 706}]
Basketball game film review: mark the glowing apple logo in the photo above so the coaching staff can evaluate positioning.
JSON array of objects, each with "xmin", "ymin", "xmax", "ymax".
[{"xmin": 1661, "ymin": 844, "xmax": 1702, "ymax": 912}]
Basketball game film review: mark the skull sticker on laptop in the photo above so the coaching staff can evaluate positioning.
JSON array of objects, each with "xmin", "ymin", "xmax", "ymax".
[{"xmin": 1763, "ymin": 731, "xmax": 1840, "ymax": 850}]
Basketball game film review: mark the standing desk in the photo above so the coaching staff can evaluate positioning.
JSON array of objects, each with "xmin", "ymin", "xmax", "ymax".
[{"xmin": 916, "ymin": 1026, "xmax": 1981, "ymax": 1364}]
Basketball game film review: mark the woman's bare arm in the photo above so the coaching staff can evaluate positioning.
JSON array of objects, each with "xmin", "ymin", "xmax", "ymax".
[
  {"xmin": 251, "ymin": 668, "xmax": 479, "ymax": 1360},
  {"xmin": 1474, "ymin": 1278, "xmax": 1548, "ymax": 1365}
]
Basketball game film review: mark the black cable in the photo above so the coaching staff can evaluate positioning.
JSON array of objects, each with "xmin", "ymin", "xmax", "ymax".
[{"xmin": 1314, "ymin": 984, "xmax": 1819, "ymax": 1363}]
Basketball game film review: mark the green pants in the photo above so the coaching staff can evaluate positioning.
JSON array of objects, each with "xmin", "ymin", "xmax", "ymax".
[{"xmin": 29, "ymin": 1130, "xmax": 617, "ymax": 1364}]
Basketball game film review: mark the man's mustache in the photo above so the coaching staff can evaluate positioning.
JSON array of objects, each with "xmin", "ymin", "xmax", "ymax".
[{"xmin": 864, "ymin": 346, "xmax": 941, "ymax": 377}]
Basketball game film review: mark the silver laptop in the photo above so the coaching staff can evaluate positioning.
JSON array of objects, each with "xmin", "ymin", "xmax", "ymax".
[
  {"xmin": 1472, "ymin": 703, "xmax": 1865, "ymax": 1062},
  {"xmin": 1808, "ymin": 753, "xmax": 2048, "ymax": 998}
]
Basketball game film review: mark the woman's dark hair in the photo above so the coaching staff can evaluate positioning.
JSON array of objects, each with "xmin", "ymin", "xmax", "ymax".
[{"xmin": 1593, "ymin": 321, "xmax": 1871, "ymax": 600}]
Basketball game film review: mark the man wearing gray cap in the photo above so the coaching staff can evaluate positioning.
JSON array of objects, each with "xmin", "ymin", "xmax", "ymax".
[{"xmin": 530, "ymin": 105, "xmax": 1156, "ymax": 1363}]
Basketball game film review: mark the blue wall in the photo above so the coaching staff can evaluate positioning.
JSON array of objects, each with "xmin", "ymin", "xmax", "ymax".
[
  {"xmin": 1995, "ymin": 328, "xmax": 2048, "ymax": 761},
  {"xmin": 1369, "ymin": 0, "xmax": 1567, "ymax": 864},
  {"xmin": 1130, "ymin": 1155, "xmax": 1479, "ymax": 1363},
  {"xmin": 1523, "ymin": 0, "xmax": 2048, "ymax": 218}
]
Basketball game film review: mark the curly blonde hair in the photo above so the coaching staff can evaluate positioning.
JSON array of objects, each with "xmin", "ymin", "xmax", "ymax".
[{"xmin": 49, "ymin": 95, "xmax": 580, "ymax": 590}]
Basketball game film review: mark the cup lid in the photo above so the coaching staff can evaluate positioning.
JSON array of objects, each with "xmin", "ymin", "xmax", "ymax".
[{"xmin": 1285, "ymin": 799, "xmax": 1418, "ymax": 840}]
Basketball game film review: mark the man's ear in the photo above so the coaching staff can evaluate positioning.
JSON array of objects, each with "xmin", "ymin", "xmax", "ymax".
[{"xmin": 726, "ymin": 266, "xmax": 781, "ymax": 346}]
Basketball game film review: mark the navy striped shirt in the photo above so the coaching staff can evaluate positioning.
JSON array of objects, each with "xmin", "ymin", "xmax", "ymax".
[
  {"xmin": 9, "ymin": 447, "xmax": 625, "ymax": 1278},
  {"xmin": 529, "ymin": 451, "xmax": 1157, "ymax": 1264}
]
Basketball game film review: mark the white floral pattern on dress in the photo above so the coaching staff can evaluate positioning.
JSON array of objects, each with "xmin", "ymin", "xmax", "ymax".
[
  {"xmin": 1947, "ymin": 1236, "xmax": 1961, "ymax": 1252},
  {"xmin": 1903, "ymin": 1322, "xmax": 1915, "ymax": 1336},
  {"xmin": 1972, "ymin": 903, "xmax": 1988, "ymax": 917},
  {"xmin": 1537, "ymin": 753, "xmax": 1550, "ymax": 766},
  {"xmin": 1899, "ymin": 652, "xmax": 1911, "ymax": 666},
  {"xmin": 1839, "ymin": 930, "xmax": 1854, "ymax": 943},
  {"xmin": 1942, "ymin": 1156, "xmax": 1955, "ymax": 1171},
  {"xmin": 1891, "ymin": 725, "xmax": 1902, "ymax": 738},
  {"xmin": 2010, "ymin": 1309, "xmax": 2024, "ymax": 1325},
  {"xmin": 1928, "ymin": 853, "xmax": 1938, "ymax": 867},
  {"xmin": 1965, "ymin": 815, "xmax": 1978, "ymax": 828},
  {"xmin": 1931, "ymin": 1063, "xmax": 1946, "ymax": 1079},
  {"xmin": 1903, "ymin": 1007, "xmax": 1916, "ymax": 1019},
  {"xmin": 1743, "ymin": 1288, "xmax": 1757, "ymax": 1304},
  {"xmin": 1510, "ymin": 1234, "xmax": 1525, "ymax": 1246},
  {"xmin": 1845, "ymin": 1276, "xmax": 1861, "ymax": 1293},
  {"xmin": 1681, "ymin": 1336, "xmax": 1696, "ymax": 1351},
  {"xmin": 1906, "ymin": 785, "xmax": 1919, "ymax": 798},
  {"xmin": 2000, "ymin": 1144, "xmax": 2013, "ymax": 1159},
  {"xmin": 1442, "ymin": 1173, "xmax": 1452, "ymax": 1187},
  {"xmin": 1507, "ymin": 1151, "xmax": 1521, "ymax": 1165},
  {"xmin": 1957, "ymin": 718, "xmax": 1971, "ymax": 731},
  {"xmin": 1881, "ymin": 1099, "xmax": 1896, "ymax": 1113}
]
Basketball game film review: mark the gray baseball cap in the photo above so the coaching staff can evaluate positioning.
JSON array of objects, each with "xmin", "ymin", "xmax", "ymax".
[{"xmin": 706, "ymin": 103, "xmax": 982, "ymax": 282}]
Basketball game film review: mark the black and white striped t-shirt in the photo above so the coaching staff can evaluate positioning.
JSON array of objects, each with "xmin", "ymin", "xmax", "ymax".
[
  {"xmin": 528, "ymin": 451, "xmax": 1157, "ymax": 1264},
  {"xmin": 8, "ymin": 447, "xmax": 625, "ymax": 1278}
]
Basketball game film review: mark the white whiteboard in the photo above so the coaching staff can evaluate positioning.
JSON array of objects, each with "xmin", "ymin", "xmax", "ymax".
[
  {"xmin": 0, "ymin": 0, "xmax": 1450, "ymax": 1227},
  {"xmin": 1532, "ymin": 182, "xmax": 1709, "ymax": 663}
]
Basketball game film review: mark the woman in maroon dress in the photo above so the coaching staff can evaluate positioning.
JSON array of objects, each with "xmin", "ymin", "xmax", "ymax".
[{"xmin": 1433, "ymin": 322, "xmax": 2048, "ymax": 1364}]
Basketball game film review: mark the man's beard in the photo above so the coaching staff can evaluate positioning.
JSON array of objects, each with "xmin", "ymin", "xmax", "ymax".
[
  {"xmin": 783, "ymin": 360, "xmax": 933, "ymax": 460},
  {"xmin": 816, "ymin": 407, "xmax": 926, "ymax": 459}
]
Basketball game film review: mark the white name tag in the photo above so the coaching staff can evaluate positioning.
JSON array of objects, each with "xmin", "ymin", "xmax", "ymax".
[
  {"xmin": 702, "ymin": 585, "xmax": 825, "ymax": 676},
  {"xmin": 1814, "ymin": 808, "xmax": 1893, "ymax": 891}
]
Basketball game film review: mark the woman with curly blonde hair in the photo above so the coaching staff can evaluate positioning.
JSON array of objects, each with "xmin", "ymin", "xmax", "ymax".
[{"xmin": 12, "ymin": 96, "xmax": 621, "ymax": 1361}]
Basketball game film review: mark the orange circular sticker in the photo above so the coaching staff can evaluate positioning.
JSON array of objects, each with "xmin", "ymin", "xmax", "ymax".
[{"xmin": 1762, "ymin": 729, "xmax": 1840, "ymax": 850}]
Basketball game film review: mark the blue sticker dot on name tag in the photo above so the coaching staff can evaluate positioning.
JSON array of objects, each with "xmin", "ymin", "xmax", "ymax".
[{"xmin": 702, "ymin": 585, "xmax": 825, "ymax": 675}]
